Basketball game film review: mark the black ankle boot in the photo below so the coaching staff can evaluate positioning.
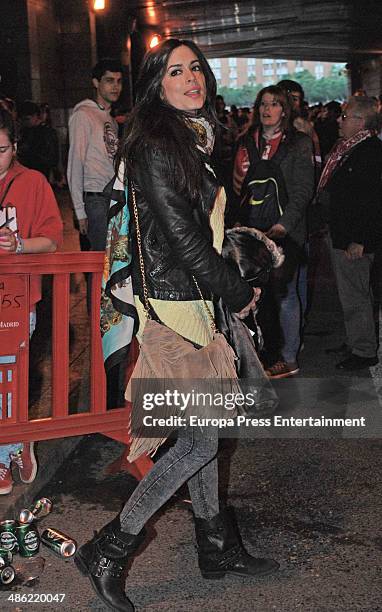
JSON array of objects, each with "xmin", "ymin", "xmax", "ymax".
[
  {"xmin": 75, "ymin": 516, "xmax": 145, "ymax": 611},
  {"xmin": 194, "ymin": 509, "xmax": 279, "ymax": 579}
]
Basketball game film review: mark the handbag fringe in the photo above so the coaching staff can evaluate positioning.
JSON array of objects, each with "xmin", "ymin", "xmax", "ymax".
[{"xmin": 125, "ymin": 320, "xmax": 241, "ymax": 462}]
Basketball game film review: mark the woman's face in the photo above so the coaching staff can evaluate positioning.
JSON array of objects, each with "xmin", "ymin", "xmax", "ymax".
[
  {"xmin": 0, "ymin": 129, "xmax": 15, "ymax": 180},
  {"xmin": 259, "ymin": 93, "xmax": 284, "ymax": 130},
  {"xmin": 161, "ymin": 45, "xmax": 206, "ymax": 112}
]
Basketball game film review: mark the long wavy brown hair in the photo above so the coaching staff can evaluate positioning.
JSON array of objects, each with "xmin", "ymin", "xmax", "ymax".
[
  {"xmin": 116, "ymin": 38, "xmax": 218, "ymax": 202},
  {"xmin": 251, "ymin": 85, "xmax": 293, "ymax": 136}
]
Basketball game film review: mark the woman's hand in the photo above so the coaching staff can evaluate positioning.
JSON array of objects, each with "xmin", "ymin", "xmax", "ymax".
[
  {"xmin": 0, "ymin": 227, "xmax": 17, "ymax": 252},
  {"xmin": 235, "ymin": 287, "xmax": 261, "ymax": 319}
]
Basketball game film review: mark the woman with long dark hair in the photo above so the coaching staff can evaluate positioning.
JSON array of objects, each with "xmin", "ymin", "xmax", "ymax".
[
  {"xmin": 233, "ymin": 85, "xmax": 315, "ymax": 379},
  {"xmin": 75, "ymin": 39, "xmax": 278, "ymax": 611}
]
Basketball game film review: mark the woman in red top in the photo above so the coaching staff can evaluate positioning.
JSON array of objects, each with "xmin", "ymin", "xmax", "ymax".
[{"xmin": 0, "ymin": 108, "xmax": 63, "ymax": 495}]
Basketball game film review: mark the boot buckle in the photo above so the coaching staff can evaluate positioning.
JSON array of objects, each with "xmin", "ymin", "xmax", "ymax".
[
  {"xmin": 92, "ymin": 555, "xmax": 111, "ymax": 577},
  {"xmin": 214, "ymin": 545, "xmax": 242, "ymax": 568}
]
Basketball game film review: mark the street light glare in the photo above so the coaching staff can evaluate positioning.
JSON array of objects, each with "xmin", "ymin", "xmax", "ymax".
[
  {"xmin": 149, "ymin": 35, "xmax": 161, "ymax": 49},
  {"xmin": 94, "ymin": 0, "xmax": 105, "ymax": 10}
]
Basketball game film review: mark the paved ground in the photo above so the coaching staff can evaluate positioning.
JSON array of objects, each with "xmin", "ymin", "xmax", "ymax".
[
  {"xmin": 1, "ymin": 192, "xmax": 381, "ymax": 611},
  {"xmin": 1, "ymin": 434, "xmax": 381, "ymax": 612}
]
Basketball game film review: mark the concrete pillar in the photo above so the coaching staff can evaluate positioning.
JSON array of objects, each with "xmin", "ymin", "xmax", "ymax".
[
  {"xmin": 0, "ymin": 0, "xmax": 96, "ymax": 112},
  {"xmin": 26, "ymin": 0, "xmax": 61, "ymax": 106},
  {"xmin": 55, "ymin": 0, "xmax": 97, "ymax": 110},
  {"xmin": 29, "ymin": 0, "xmax": 97, "ymax": 175},
  {"xmin": 358, "ymin": 56, "xmax": 382, "ymax": 97},
  {"xmin": 349, "ymin": 55, "xmax": 382, "ymax": 97},
  {"xmin": 0, "ymin": 0, "xmax": 31, "ymax": 102},
  {"xmin": 1, "ymin": 0, "xmax": 97, "ymax": 177}
]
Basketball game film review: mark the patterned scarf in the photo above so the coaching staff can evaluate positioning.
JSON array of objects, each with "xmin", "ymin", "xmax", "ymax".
[
  {"xmin": 100, "ymin": 161, "xmax": 138, "ymax": 373},
  {"xmin": 100, "ymin": 115, "xmax": 223, "ymax": 461},
  {"xmin": 317, "ymin": 129, "xmax": 373, "ymax": 194},
  {"xmin": 184, "ymin": 113, "xmax": 215, "ymax": 157},
  {"xmin": 100, "ymin": 115, "xmax": 215, "ymax": 373}
]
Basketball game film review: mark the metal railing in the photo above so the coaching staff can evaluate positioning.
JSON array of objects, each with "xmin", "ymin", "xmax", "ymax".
[{"xmin": 0, "ymin": 252, "xmax": 152, "ymax": 477}]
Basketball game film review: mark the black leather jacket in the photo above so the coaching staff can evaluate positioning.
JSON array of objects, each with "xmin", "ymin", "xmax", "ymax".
[{"xmin": 129, "ymin": 146, "xmax": 253, "ymax": 312}]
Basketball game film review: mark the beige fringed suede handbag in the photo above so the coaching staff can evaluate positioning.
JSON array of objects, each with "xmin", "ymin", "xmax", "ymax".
[{"xmin": 125, "ymin": 183, "xmax": 241, "ymax": 461}]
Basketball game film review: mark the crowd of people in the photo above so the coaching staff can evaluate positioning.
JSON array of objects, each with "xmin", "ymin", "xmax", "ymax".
[
  {"xmin": 212, "ymin": 87, "xmax": 382, "ymax": 170},
  {"xmin": 0, "ymin": 96, "xmax": 64, "ymax": 186},
  {"xmin": 211, "ymin": 83, "xmax": 381, "ymax": 378},
  {"xmin": 0, "ymin": 41, "xmax": 381, "ymax": 610}
]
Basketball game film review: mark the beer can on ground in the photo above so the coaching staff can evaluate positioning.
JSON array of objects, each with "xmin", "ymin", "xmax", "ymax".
[
  {"xmin": 40, "ymin": 528, "xmax": 76, "ymax": 558},
  {"xmin": 0, "ymin": 565, "xmax": 15, "ymax": 585},
  {"xmin": 18, "ymin": 509, "xmax": 34, "ymax": 525},
  {"xmin": 33, "ymin": 498, "xmax": 53, "ymax": 519},
  {"xmin": 0, "ymin": 549, "xmax": 13, "ymax": 567},
  {"xmin": 19, "ymin": 498, "xmax": 53, "ymax": 524},
  {"xmin": 0, "ymin": 521, "xmax": 19, "ymax": 553},
  {"xmin": 16, "ymin": 523, "xmax": 40, "ymax": 557}
]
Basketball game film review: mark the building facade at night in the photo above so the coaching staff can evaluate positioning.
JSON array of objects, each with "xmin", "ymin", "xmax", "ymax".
[{"xmin": 209, "ymin": 57, "xmax": 346, "ymax": 89}]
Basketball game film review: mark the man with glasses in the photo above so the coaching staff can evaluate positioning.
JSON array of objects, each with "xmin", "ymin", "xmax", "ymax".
[{"xmin": 317, "ymin": 96, "xmax": 382, "ymax": 370}]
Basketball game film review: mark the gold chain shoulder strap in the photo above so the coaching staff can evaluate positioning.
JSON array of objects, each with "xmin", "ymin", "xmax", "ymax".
[
  {"xmin": 130, "ymin": 182, "xmax": 218, "ymax": 334},
  {"xmin": 191, "ymin": 275, "xmax": 218, "ymax": 334},
  {"xmin": 131, "ymin": 182, "xmax": 151, "ymax": 319}
]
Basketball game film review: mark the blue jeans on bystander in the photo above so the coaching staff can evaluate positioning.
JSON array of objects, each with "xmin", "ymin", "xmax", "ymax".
[{"xmin": 0, "ymin": 311, "xmax": 36, "ymax": 468}]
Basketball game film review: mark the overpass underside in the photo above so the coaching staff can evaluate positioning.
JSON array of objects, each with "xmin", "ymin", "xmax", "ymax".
[
  {"xmin": 0, "ymin": 1, "xmax": 381, "ymax": 110},
  {"xmin": 119, "ymin": 0, "xmax": 382, "ymax": 62}
]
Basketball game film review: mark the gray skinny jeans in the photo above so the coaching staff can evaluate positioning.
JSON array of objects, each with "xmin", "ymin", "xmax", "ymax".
[{"xmin": 120, "ymin": 425, "xmax": 219, "ymax": 534}]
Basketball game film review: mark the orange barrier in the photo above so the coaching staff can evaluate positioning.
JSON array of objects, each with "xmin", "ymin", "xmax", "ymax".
[{"xmin": 0, "ymin": 252, "xmax": 152, "ymax": 479}]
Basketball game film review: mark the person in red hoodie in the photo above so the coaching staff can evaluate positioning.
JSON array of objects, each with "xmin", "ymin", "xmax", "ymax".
[{"xmin": 0, "ymin": 108, "xmax": 63, "ymax": 495}]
